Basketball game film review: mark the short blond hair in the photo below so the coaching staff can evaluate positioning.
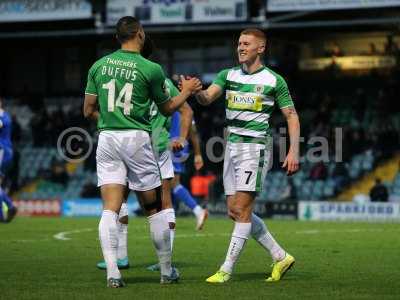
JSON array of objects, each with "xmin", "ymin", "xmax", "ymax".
[{"xmin": 240, "ymin": 28, "xmax": 266, "ymax": 45}]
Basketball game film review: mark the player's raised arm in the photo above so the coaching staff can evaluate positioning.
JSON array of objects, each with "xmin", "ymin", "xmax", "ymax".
[
  {"xmin": 158, "ymin": 76, "xmax": 202, "ymax": 116},
  {"xmin": 195, "ymin": 84, "xmax": 223, "ymax": 106},
  {"xmin": 195, "ymin": 68, "xmax": 228, "ymax": 105},
  {"xmin": 150, "ymin": 62, "xmax": 201, "ymax": 116}
]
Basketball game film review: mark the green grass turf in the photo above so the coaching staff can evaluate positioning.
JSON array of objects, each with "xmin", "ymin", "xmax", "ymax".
[{"xmin": 0, "ymin": 217, "xmax": 399, "ymax": 300}]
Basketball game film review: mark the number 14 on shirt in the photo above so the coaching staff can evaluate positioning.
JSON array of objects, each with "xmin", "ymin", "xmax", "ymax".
[{"xmin": 102, "ymin": 79, "xmax": 133, "ymax": 115}]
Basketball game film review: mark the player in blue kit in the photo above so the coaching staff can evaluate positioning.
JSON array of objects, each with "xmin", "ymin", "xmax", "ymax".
[
  {"xmin": 0, "ymin": 97, "xmax": 16, "ymax": 223},
  {"xmin": 169, "ymin": 112, "xmax": 208, "ymax": 230}
]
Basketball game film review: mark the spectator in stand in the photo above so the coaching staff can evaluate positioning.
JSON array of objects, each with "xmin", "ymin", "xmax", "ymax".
[
  {"xmin": 378, "ymin": 124, "xmax": 397, "ymax": 159},
  {"xmin": 332, "ymin": 162, "xmax": 349, "ymax": 191},
  {"xmin": 368, "ymin": 43, "xmax": 378, "ymax": 55},
  {"xmin": 248, "ymin": 0, "xmax": 265, "ymax": 21},
  {"xmin": 332, "ymin": 43, "xmax": 343, "ymax": 56},
  {"xmin": 48, "ymin": 159, "xmax": 69, "ymax": 186},
  {"xmin": 280, "ymin": 177, "xmax": 296, "ymax": 201},
  {"xmin": 385, "ymin": 35, "xmax": 399, "ymax": 55},
  {"xmin": 369, "ymin": 178, "xmax": 389, "ymax": 202},
  {"xmin": 11, "ymin": 114, "xmax": 21, "ymax": 145},
  {"xmin": 30, "ymin": 108, "xmax": 51, "ymax": 146},
  {"xmin": 326, "ymin": 42, "xmax": 344, "ymax": 57},
  {"xmin": 81, "ymin": 181, "xmax": 101, "ymax": 198},
  {"xmin": 354, "ymin": 88, "xmax": 367, "ymax": 123},
  {"xmin": 318, "ymin": 93, "xmax": 333, "ymax": 123},
  {"xmin": 50, "ymin": 108, "xmax": 67, "ymax": 144},
  {"xmin": 349, "ymin": 129, "xmax": 366, "ymax": 155},
  {"xmin": 309, "ymin": 162, "xmax": 328, "ymax": 180}
]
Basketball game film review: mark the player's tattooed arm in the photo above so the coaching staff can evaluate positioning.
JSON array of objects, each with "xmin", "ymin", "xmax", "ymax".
[
  {"xmin": 83, "ymin": 94, "xmax": 99, "ymax": 121},
  {"xmin": 195, "ymin": 84, "xmax": 223, "ymax": 106},
  {"xmin": 281, "ymin": 106, "xmax": 300, "ymax": 176},
  {"xmin": 281, "ymin": 106, "xmax": 298, "ymax": 120}
]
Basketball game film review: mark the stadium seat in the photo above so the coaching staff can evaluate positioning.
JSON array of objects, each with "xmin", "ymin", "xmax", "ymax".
[
  {"xmin": 349, "ymin": 168, "xmax": 361, "ymax": 179},
  {"xmin": 324, "ymin": 187, "xmax": 335, "ymax": 198}
]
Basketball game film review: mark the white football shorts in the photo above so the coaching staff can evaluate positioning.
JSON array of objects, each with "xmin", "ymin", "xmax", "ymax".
[
  {"xmin": 96, "ymin": 130, "xmax": 161, "ymax": 191},
  {"xmin": 223, "ymin": 141, "xmax": 272, "ymax": 196},
  {"xmin": 156, "ymin": 150, "xmax": 174, "ymax": 180}
]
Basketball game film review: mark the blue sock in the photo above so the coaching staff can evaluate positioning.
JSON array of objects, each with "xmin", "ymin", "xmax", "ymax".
[
  {"xmin": 171, "ymin": 193, "xmax": 179, "ymax": 211},
  {"xmin": 172, "ymin": 184, "xmax": 197, "ymax": 210},
  {"xmin": 0, "ymin": 188, "xmax": 13, "ymax": 209}
]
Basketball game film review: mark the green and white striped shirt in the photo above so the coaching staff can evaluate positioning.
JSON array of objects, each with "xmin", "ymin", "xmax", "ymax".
[{"xmin": 213, "ymin": 66, "xmax": 294, "ymax": 143}]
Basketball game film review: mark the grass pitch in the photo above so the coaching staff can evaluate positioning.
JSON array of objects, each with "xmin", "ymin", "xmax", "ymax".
[{"xmin": 0, "ymin": 217, "xmax": 399, "ymax": 300}]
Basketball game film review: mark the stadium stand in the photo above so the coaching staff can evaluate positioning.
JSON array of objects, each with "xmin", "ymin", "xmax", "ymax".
[
  {"xmin": 1, "ymin": 0, "xmax": 398, "ymax": 206},
  {"xmin": 2, "ymin": 2, "xmax": 400, "ymax": 298},
  {"xmin": 9, "ymin": 82, "xmax": 399, "ymax": 203}
]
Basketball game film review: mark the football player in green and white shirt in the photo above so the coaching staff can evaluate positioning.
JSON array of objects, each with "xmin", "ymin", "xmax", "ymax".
[
  {"xmin": 83, "ymin": 16, "xmax": 201, "ymax": 288},
  {"xmin": 196, "ymin": 28, "xmax": 300, "ymax": 284}
]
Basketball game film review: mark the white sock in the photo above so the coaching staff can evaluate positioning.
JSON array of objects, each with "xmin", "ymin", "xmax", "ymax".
[
  {"xmin": 193, "ymin": 205, "xmax": 203, "ymax": 218},
  {"xmin": 99, "ymin": 210, "xmax": 121, "ymax": 279},
  {"xmin": 251, "ymin": 213, "xmax": 286, "ymax": 261},
  {"xmin": 220, "ymin": 222, "xmax": 251, "ymax": 274},
  {"xmin": 117, "ymin": 203, "xmax": 128, "ymax": 260},
  {"xmin": 164, "ymin": 208, "xmax": 176, "ymax": 252},
  {"xmin": 148, "ymin": 210, "xmax": 172, "ymax": 276}
]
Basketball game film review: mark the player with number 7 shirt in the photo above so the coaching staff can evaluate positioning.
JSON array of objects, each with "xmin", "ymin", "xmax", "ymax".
[
  {"xmin": 83, "ymin": 16, "xmax": 202, "ymax": 288},
  {"xmin": 195, "ymin": 28, "xmax": 300, "ymax": 284}
]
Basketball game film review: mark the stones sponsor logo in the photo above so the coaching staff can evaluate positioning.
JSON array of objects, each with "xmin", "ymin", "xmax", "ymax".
[
  {"xmin": 227, "ymin": 91, "xmax": 262, "ymax": 111},
  {"xmin": 233, "ymin": 95, "xmax": 256, "ymax": 105}
]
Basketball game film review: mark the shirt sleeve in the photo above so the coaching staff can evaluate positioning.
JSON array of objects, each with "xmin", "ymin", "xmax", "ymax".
[
  {"xmin": 275, "ymin": 75, "xmax": 294, "ymax": 109},
  {"xmin": 149, "ymin": 64, "xmax": 171, "ymax": 105},
  {"xmin": 212, "ymin": 69, "xmax": 229, "ymax": 90},
  {"xmin": 165, "ymin": 78, "xmax": 179, "ymax": 98},
  {"xmin": 85, "ymin": 64, "xmax": 98, "ymax": 96}
]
